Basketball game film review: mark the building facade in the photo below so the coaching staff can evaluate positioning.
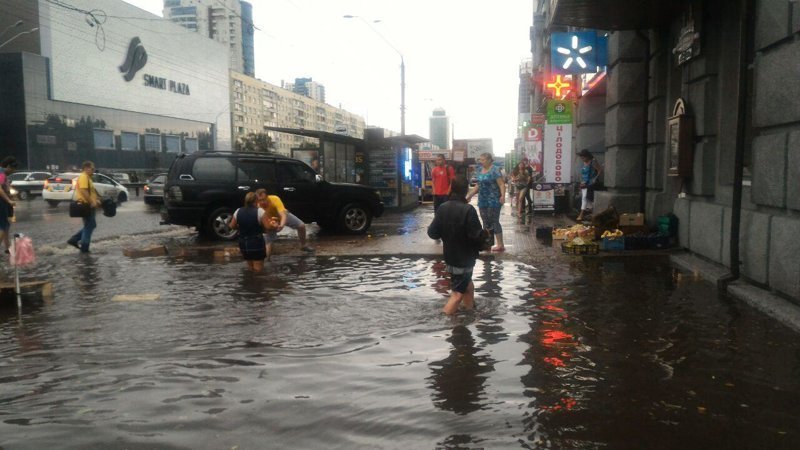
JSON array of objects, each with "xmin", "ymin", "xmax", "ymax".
[
  {"xmin": 230, "ymin": 71, "xmax": 365, "ymax": 156},
  {"xmin": 428, "ymin": 108, "xmax": 451, "ymax": 150},
  {"xmin": 285, "ymin": 77, "xmax": 326, "ymax": 103},
  {"xmin": 163, "ymin": 0, "xmax": 255, "ymax": 77},
  {"xmin": 0, "ymin": 0, "xmax": 231, "ymax": 173},
  {"xmin": 538, "ymin": 0, "xmax": 800, "ymax": 304}
]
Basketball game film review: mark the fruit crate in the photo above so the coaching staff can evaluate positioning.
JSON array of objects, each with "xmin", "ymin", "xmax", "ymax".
[
  {"xmin": 561, "ymin": 241, "xmax": 600, "ymax": 255},
  {"xmin": 601, "ymin": 237, "xmax": 625, "ymax": 251}
]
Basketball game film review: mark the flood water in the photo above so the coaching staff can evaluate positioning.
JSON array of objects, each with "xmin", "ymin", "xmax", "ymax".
[{"xmin": 1, "ymin": 248, "xmax": 799, "ymax": 449}]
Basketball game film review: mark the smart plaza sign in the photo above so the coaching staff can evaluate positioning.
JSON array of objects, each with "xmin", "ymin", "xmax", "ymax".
[{"xmin": 120, "ymin": 37, "xmax": 191, "ymax": 96}]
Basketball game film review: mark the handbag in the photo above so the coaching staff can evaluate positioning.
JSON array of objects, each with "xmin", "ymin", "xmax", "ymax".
[
  {"xmin": 101, "ymin": 198, "xmax": 117, "ymax": 217},
  {"xmin": 69, "ymin": 200, "xmax": 91, "ymax": 218}
]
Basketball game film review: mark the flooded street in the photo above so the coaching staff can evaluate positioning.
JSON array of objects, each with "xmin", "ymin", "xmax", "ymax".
[{"xmin": 1, "ymin": 244, "xmax": 799, "ymax": 448}]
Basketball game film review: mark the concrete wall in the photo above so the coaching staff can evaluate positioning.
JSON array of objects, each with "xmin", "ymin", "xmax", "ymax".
[{"xmin": 673, "ymin": 0, "xmax": 800, "ymax": 302}]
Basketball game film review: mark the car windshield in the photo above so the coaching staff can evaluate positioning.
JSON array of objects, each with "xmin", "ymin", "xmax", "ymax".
[
  {"xmin": 149, "ymin": 175, "xmax": 166, "ymax": 184},
  {"xmin": 8, "ymin": 173, "xmax": 28, "ymax": 181}
]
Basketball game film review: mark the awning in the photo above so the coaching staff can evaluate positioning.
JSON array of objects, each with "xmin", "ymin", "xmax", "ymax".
[
  {"xmin": 550, "ymin": 0, "xmax": 684, "ymax": 30},
  {"xmin": 263, "ymin": 126, "xmax": 364, "ymax": 145}
]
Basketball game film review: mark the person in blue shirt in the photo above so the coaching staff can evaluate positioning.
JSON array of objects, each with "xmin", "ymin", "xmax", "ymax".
[
  {"xmin": 576, "ymin": 149, "xmax": 603, "ymax": 221},
  {"xmin": 466, "ymin": 153, "xmax": 506, "ymax": 251}
]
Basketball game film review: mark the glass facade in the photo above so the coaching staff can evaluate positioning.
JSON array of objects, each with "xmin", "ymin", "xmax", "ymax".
[{"xmin": 0, "ymin": 53, "xmax": 215, "ymax": 171}]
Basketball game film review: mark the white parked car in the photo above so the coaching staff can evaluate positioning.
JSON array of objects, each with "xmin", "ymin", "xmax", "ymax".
[
  {"xmin": 8, "ymin": 171, "xmax": 52, "ymax": 200},
  {"xmin": 42, "ymin": 172, "xmax": 129, "ymax": 207}
]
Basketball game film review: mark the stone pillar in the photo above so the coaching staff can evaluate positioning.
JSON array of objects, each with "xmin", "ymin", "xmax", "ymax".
[{"xmin": 595, "ymin": 30, "xmax": 649, "ymax": 215}]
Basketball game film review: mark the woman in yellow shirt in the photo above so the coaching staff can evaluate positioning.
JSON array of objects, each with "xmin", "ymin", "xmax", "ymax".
[{"xmin": 255, "ymin": 188, "xmax": 313, "ymax": 260}]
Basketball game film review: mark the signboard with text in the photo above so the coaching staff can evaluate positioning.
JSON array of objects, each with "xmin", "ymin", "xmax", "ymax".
[{"xmin": 544, "ymin": 99, "xmax": 573, "ymax": 184}]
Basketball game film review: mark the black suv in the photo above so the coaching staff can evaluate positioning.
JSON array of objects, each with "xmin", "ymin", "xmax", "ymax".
[{"xmin": 162, "ymin": 151, "xmax": 384, "ymax": 240}]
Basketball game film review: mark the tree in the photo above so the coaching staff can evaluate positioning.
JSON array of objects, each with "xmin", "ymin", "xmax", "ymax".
[{"xmin": 236, "ymin": 132, "xmax": 275, "ymax": 153}]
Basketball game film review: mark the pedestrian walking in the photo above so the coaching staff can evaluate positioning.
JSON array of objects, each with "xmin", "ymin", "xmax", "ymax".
[
  {"xmin": 466, "ymin": 153, "xmax": 506, "ymax": 252},
  {"xmin": 67, "ymin": 161, "xmax": 101, "ymax": 253},
  {"xmin": 512, "ymin": 161, "xmax": 531, "ymax": 216},
  {"xmin": 524, "ymin": 159, "xmax": 535, "ymax": 215},
  {"xmin": 229, "ymin": 192, "xmax": 272, "ymax": 272},
  {"xmin": 427, "ymin": 177, "xmax": 484, "ymax": 315},
  {"xmin": 431, "ymin": 154, "xmax": 455, "ymax": 212},
  {"xmin": 0, "ymin": 156, "xmax": 19, "ymax": 253},
  {"xmin": 255, "ymin": 188, "xmax": 313, "ymax": 260},
  {"xmin": 576, "ymin": 149, "xmax": 603, "ymax": 222}
]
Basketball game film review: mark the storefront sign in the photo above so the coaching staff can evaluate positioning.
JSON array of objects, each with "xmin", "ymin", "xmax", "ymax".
[
  {"xmin": 120, "ymin": 37, "xmax": 191, "ymax": 95},
  {"xmin": 418, "ymin": 150, "xmax": 452, "ymax": 161},
  {"xmin": 143, "ymin": 74, "xmax": 191, "ymax": 95},
  {"xmin": 550, "ymin": 31, "xmax": 608, "ymax": 74},
  {"xmin": 543, "ymin": 123, "xmax": 572, "ymax": 184},
  {"xmin": 546, "ymin": 99, "xmax": 573, "ymax": 124},
  {"xmin": 452, "ymin": 150, "xmax": 465, "ymax": 162},
  {"xmin": 533, "ymin": 183, "xmax": 555, "ymax": 211}
]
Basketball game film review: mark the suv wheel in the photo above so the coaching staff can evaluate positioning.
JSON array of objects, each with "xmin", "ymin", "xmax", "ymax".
[
  {"xmin": 117, "ymin": 192, "xmax": 128, "ymax": 204},
  {"xmin": 17, "ymin": 190, "xmax": 29, "ymax": 201},
  {"xmin": 337, "ymin": 203, "xmax": 372, "ymax": 234},
  {"xmin": 205, "ymin": 207, "xmax": 238, "ymax": 241}
]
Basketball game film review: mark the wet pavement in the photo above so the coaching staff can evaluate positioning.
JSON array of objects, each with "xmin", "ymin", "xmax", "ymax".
[{"xmin": 1, "ymin": 202, "xmax": 799, "ymax": 449}]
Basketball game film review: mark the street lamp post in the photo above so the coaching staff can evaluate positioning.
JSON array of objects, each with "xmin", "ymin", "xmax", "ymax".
[
  {"xmin": 343, "ymin": 15, "xmax": 405, "ymax": 136},
  {"xmin": 0, "ymin": 27, "xmax": 39, "ymax": 50}
]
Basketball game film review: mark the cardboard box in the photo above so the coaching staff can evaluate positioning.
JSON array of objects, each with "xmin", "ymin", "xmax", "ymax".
[{"xmin": 619, "ymin": 213, "xmax": 645, "ymax": 226}]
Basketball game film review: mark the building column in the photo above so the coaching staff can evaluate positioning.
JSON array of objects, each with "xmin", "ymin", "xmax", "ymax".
[{"xmin": 594, "ymin": 30, "xmax": 649, "ymax": 215}]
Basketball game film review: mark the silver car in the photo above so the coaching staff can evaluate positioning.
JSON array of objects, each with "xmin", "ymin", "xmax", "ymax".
[
  {"xmin": 143, "ymin": 173, "xmax": 167, "ymax": 205},
  {"xmin": 8, "ymin": 171, "xmax": 52, "ymax": 200}
]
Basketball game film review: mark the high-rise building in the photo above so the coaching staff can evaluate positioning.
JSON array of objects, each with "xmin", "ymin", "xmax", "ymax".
[
  {"xmin": 231, "ymin": 72, "xmax": 365, "ymax": 156},
  {"xmin": 429, "ymin": 108, "xmax": 451, "ymax": 150},
  {"xmin": 163, "ymin": 0, "xmax": 255, "ymax": 76},
  {"xmin": 286, "ymin": 78, "xmax": 326, "ymax": 103}
]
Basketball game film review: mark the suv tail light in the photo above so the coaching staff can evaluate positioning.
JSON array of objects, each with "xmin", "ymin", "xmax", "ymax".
[{"xmin": 168, "ymin": 186, "xmax": 183, "ymax": 202}]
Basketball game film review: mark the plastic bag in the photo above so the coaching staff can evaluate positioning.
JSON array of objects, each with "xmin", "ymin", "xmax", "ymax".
[{"xmin": 10, "ymin": 235, "xmax": 35, "ymax": 267}]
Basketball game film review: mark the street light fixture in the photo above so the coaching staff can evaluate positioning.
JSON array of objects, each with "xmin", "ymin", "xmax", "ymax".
[
  {"xmin": 0, "ymin": 27, "xmax": 39, "ymax": 50},
  {"xmin": 343, "ymin": 15, "xmax": 405, "ymax": 136}
]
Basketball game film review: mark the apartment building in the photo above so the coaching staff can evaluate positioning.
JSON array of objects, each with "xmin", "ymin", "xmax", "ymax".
[
  {"xmin": 230, "ymin": 72, "xmax": 365, "ymax": 155},
  {"xmin": 163, "ymin": 0, "xmax": 255, "ymax": 76}
]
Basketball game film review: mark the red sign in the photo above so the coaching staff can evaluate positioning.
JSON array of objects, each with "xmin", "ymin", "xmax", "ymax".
[{"xmin": 525, "ymin": 126, "xmax": 543, "ymax": 142}]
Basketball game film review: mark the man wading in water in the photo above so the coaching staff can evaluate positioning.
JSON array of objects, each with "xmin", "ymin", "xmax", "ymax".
[{"xmin": 427, "ymin": 177, "xmax": 484, "ymax": 315}]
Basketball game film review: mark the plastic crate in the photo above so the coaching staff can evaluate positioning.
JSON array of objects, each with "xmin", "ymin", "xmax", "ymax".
[
  {"xmin": 561, "ymin": 241, "xmax": 600, "ymax": 255},
  {"xmin": 601, "ymin": 237, "xmax": 625, "ymax": 251}
]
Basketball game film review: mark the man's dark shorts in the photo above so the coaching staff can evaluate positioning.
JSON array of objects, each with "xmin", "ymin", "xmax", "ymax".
[{"xmin": 450, "ymin": 270, "xmax": 473, "ymax": 294}]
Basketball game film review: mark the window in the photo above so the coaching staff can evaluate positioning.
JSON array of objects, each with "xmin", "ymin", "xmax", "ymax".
[
  {"xmin": 170, "ymin": 6, "xmax": 196, "ymax": 15},
  {"xmin": 33, "ymin": 173, "xmax": 49, "ymax": 180},
  {"xmin": 144, "ymin": 133, "xmax": 161, "ymax": 151},
  {"xmin": 237, "ymin": 159, "xmax": 275, "ymax": 183},
  {"xmin": 93, "ymin": 129, "xmax": 114, "ymax": 149},
  {"xmin": 278, "ymin": 162, "xmax": 315, "ymax": 184},
  {"xmin": 121, "ymin": 132, "xmax": 139, "ymax": 151},
  {"xmin": 165, "ymin": 135, "xmax": 181, "ymax": 153},
  {"xmin": 8, "ymin": 173, "xmax": 27, "ymax": 181},
  {"xmin": 192, "ymin": 157, "xmax": 236, "ymax": 182},
  {"xmin": 184, "ymin": 138, "xmax": 198, "ymax": 153}
]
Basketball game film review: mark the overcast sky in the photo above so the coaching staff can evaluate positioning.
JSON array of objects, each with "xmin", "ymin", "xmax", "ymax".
[{"xmin": 123, "ymin": 0, "xmax": 533, "ymax": 154}]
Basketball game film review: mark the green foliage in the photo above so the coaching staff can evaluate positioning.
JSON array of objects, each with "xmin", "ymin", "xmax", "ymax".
[{"xmin": 236, "ymin": 133, "xmax": 275, "ymax": 153}]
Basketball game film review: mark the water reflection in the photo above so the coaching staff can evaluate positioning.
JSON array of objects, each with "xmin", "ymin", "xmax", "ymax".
[
  {"xmin": 0, "ymin": 253, "xmax": 799, "ymax": 448},
  {"xmin": 427, "ymin": 325, "xmax": 494, "ymax": 415}
]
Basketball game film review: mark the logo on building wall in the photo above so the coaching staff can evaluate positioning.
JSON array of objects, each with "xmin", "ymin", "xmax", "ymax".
[
  {"xmin": 119, "ymin": 37, "xmax": 148, "ymax": 82},
  {"xmin": 550, "ymin": 32, "xmax": 608, "ymax": 74}
]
